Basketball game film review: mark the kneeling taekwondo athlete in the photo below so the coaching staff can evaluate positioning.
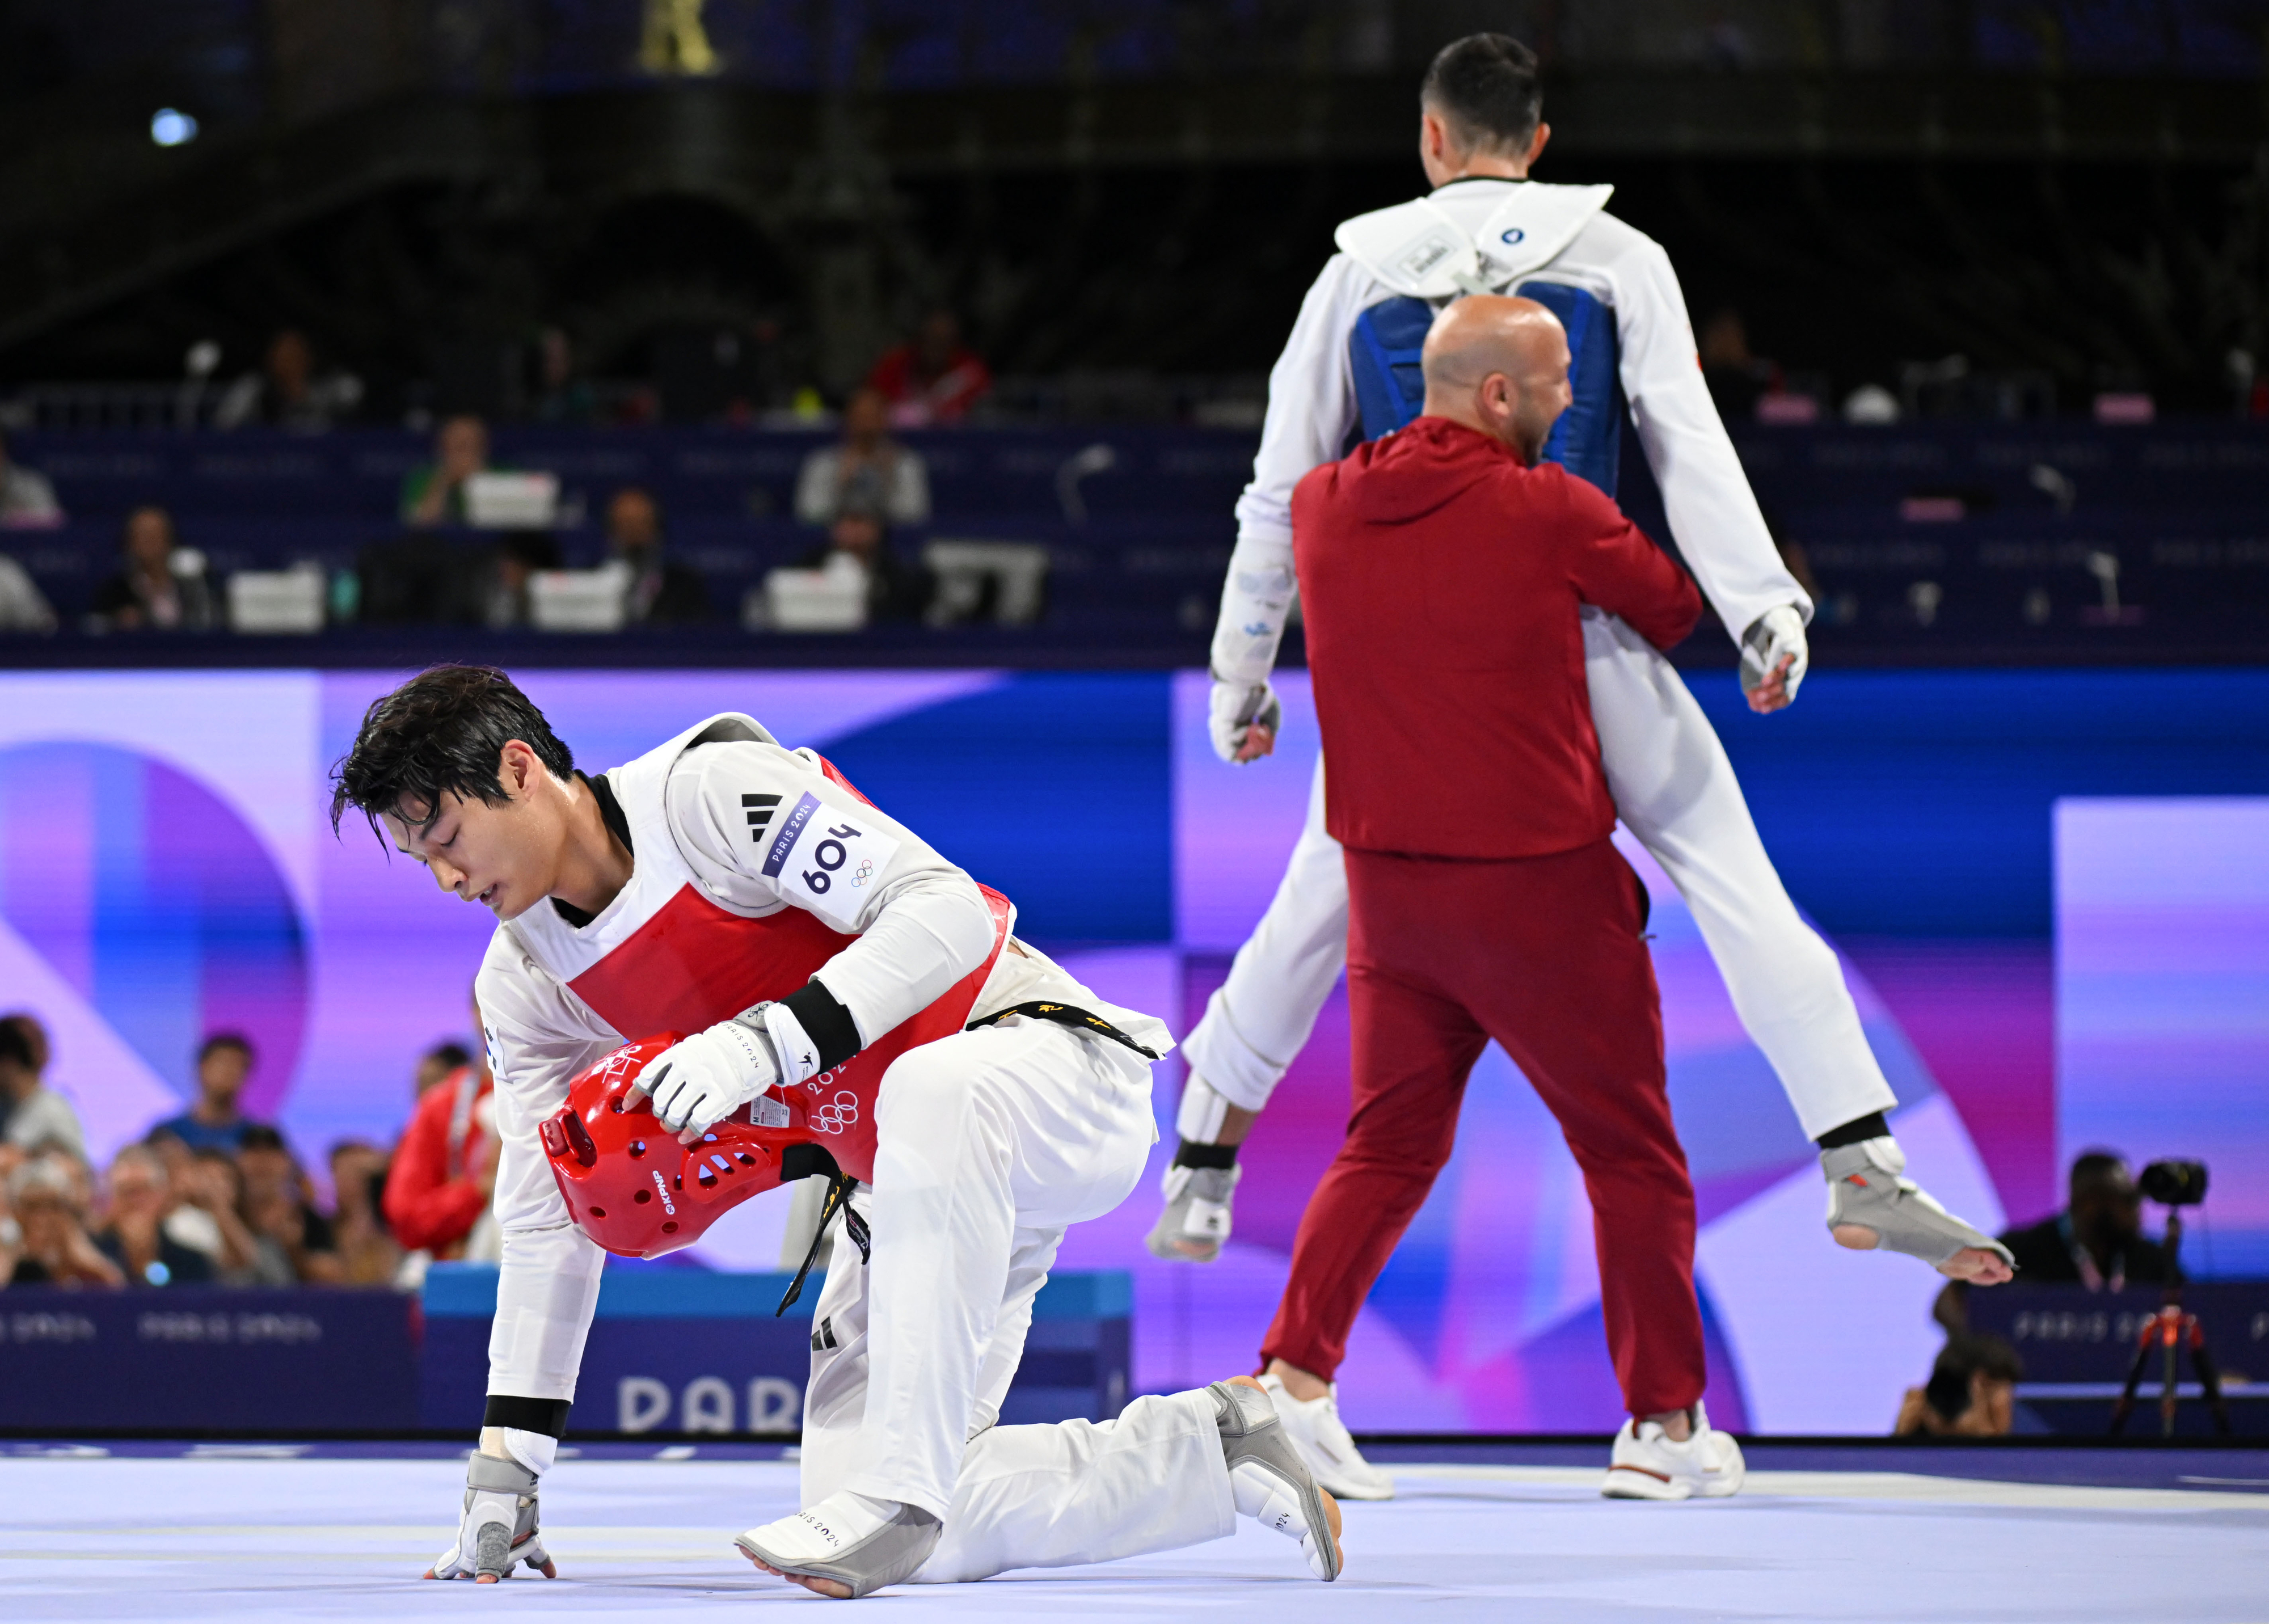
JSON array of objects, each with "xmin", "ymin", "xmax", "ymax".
[{"xmin": 330, "ymin": 664, "xmax": 1343, "ymax": 1598}]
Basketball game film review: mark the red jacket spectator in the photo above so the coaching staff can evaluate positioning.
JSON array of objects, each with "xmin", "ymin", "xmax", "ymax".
[
  {"xmin": 382, "ymin": 1063, "xmax": 495, "ymax": 1254},
  {"xmin": 1292, "ymin": 415, "xmax": 1699, "ymax": 859},
  {"xmin": 865, "ymin": 311, "xmax": 991, "ymax": 425}
]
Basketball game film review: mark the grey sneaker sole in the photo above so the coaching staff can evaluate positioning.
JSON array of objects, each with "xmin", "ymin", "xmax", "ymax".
[
  {"xmin": 1212, "ymin": 1381, "xmax": 1343, "ymax": 1581},
  {"xmin": 735, "ymin": 1504, "xmax": 942, "ymax": 1600}
]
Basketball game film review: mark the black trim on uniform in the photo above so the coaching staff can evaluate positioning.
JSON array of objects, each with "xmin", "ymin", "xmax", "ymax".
[
  {"xmin": 783, "ymin": 981, "xmax": 863, "ymax": 1072},
  {"xmin": 1816, "ymin": 1111, "xmax": 1892, "ymax": 1150},
  {"xmin": 483, "ymin": 1395, "xmax": 571, "ymax": 1437},
  {"xmin": 551, "ymin": 772, "xmax": 635, "ymax": 929},
  {"xmin": 1173, "ymin": 1139, "xmax": 1239, "ymax": 1171}
]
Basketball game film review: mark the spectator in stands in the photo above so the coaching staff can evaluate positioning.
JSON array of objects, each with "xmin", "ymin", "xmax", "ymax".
[
  {"xmin": 92, "ymin": 1144, "xmax": 214, "ymax": 1287},
  {"xmin": 0, "ymin": 549, "xmax": 56, "ymax": 634},
  {"xmin": 8, "ymin": 1154, "xmax": 124, "ymax": 1288},
  {"xmin": 0, "ymin": 429, "xmax": 64, "ymax": 527},
  {"xmin": 2001, "ymin": 1150, "xmax": 2169, "ymax": 1289},
  {"xmin": 327, "ymin": 1139, "xmax": 402, "ymax": 1286},
  {"xmin": 0, "ymin": 1145, "xmax": 19, "ymax": 1281},
  {"xmin": 531, "ymin": 327, "xmax": 598, "ymax": 425},
  {"xmin": 181, "ymin": 1147, "xmax": 286, "ymax": 1285},
  {"xmin": 1894, "ymin": 1334, "xmax": 2022, "ymax": 1436},
  {"xmin": 3, "ymin": 1012, "xmax": 50, "ymax": 1072},
  {"xmin": 1699, "ymin": 307, "xmax": 1778, "ymax": 420},
  {"xmin": 866, "ymin": 309, "xmax": 991, "ymax": 425},
  {"xmin": 478, "ymin": 532, "xmax": 562, "ymax": 629},
  {"xmin": 90, "ymin": 506, "xmax": 215, "ymax": 632},
  {"xmin": 238, "ymin": 1124, "xmax": 341, "ymax": 1284},
  {"xmin": 149, "ymin": 1034, "xmax": 259, "ymax": 1153},
  {"xmin": 401, "ymin": 415, "xmax": 491, "ymax": 528},
  {"xmin": 605, "ymin": 486, "xmax": 708, "ymax": 624},
  {"xmin": 385, "ymin": 1018, "xmax": 500, "ymax": 1277},
  {"xmin": 794, "ymin": 387, "xmax": 931, "ymax": 526},
  {"xmin": 414, "ymin": 1040, "xmax": 474, "ymax": 1096},
  {"xmin": 796, "ymin": 499, "xmax": 934, "ymax": 622},
  {"xmin": 1, "ymin": 1015, "xmax": 84, "ymax": 1157},
  {"xmin": 216, "ymin": 328, "xmax": 362, "ymax": 432}
]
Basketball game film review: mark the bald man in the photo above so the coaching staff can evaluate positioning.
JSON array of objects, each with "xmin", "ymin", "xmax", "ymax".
[
  {"xmin": 1159, "ymin": 36, "xmax": 2012, "ymax": 1405},
  {"xmin": 1266, "ymin": 295, "xmax": 1742, "ymax": 1499}
]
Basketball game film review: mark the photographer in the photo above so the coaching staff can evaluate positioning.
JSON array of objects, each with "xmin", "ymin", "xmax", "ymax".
[{"xmin": 2000, "ymin": 1151, "xmax": 2169, "ymax": 1292}]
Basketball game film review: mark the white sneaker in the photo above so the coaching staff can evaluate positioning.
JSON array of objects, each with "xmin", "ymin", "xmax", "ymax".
[
  {"xmin": 1601, "ymin": 1402, "xmax": 1745, "ymax": 1501},
  {"xmin": 1258, "ymin": 1373, "xmax": 1396, "ymax": 1501}
]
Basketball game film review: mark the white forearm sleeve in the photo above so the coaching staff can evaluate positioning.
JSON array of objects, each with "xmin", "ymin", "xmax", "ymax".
[
  {"xmin": 1614, "ymin": 237, "xmax": 1810, "ymax": 642},
  {"xmin": 487, "ymin": 1218, "xmax": 606, "ymax": 1401},
  {"xmin": 1217, "ymin": 254, "xmax": 1367, "ymax": 684},
  {"xmin": 475, "ymin": 934, "xmax": 621, "ymax": 1403}
]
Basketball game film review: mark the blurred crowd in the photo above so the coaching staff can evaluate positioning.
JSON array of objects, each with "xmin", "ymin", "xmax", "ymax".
[
  {"xmin": 0, "ymin": 318, "xmax": 980, "ymax": 635},
  {"xmin": 0, "ymin": 1003, "xmax": 501, "ymax": 1294}
]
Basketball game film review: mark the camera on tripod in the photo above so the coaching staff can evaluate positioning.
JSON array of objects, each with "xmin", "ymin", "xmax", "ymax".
[
  {"xmin": 2139, "ymin": 1159, "xmax": 2208, "ymax": 1208},
  {"xmin": 2111, "ymin": 1155, "xmax": 2227, "ymax": 1438}
]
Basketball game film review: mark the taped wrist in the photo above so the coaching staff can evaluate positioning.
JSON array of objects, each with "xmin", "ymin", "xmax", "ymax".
[
  {"xmin": 483, "ymin": 1394, "xmax": 570, "ymax": 1437},
  {"xmin": 1174, "ymin": 1139, "xmax": 1239, "ymax": 1171},
  {"xmin": 1816, "ymin": 1111, "xmax": 1891, "ymax": 1151},
  {"xmin": 783, "ymin": 980, "xmax": 862, "ymax": 1072}
]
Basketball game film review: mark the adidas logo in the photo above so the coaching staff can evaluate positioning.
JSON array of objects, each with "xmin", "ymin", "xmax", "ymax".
[{"xmin": 743, "ymin": 792, "xmax": 784, "ymax": 842}]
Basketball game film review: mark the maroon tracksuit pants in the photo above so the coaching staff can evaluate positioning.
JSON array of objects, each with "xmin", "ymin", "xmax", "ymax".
[{"xmin": 1258, "ymin": 836, "xmax": 1707, "ymax": 1419}]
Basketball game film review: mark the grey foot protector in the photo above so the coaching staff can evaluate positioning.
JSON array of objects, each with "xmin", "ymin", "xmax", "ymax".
[
  {"xmin": 465, "ymin": 1453, "xmax": 546, "ymax": 1579},
  {"xmin": 1146, "ymin": 1165, "xmax": 1240, "ymax": 1262},
  {"xmin": 1209, "ymin": 1380, "xmax": 1342, "ymax": 1581},
  {"xmin": 1822, "ymin": 1138, "xmax": 2016, "ymax": 1268},
  {"xmin": 735, "ymin": 1501, "xmax": 942, "ymax": 1599}
]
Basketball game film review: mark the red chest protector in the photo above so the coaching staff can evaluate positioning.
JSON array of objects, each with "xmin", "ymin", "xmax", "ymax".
[
  {"xmin": 563, "ymin": 875, "xmax": 1013, "ymax": 1189},
  {"xmin": 511, "ymin": 716, "xmax": 1012, "ymax": 1229}
]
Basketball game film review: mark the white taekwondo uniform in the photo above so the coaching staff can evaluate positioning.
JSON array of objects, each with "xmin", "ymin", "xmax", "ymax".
[
  {"xmin": 474, "ymin": 714, "xmax": 1237, "ymax": 1579},
  {"xmin": 1188, "ymin": 176, "xmax": 1897, "ymax": 1143}
]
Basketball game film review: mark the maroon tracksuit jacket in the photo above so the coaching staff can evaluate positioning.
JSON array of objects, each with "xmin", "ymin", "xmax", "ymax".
[{"xmin": 1270, "ymin": 415, "xmax": 1708, "ymax": 1417}]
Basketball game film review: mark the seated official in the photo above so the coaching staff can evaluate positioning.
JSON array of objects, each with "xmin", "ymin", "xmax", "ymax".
[
  {"xmin": 795, "ymin": 387, "xmax": 931, "ymax": 525},
  {"xmin": 90, "ymin": 507, "xmax": 214, "ymax": 632},
  {"xmin": 795, "ymin": 502, "xmax": 934, "ymax": 621},
  {"xmin": 400, "ymin": 415, "xmax": 492, "ymax": 529},
  {"xmin": 605, "ymin": 487, "xmax": 708, "ymax": 625}
]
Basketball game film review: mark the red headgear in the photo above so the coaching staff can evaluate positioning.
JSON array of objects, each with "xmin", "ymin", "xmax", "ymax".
[{"xmin": 538, "ymin": 1034, "xmax": 825, "ymax": 1260}]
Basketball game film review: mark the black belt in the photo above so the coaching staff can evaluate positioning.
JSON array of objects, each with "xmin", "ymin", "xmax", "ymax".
[
  {"xmin": 776, "ymin": 1001, "xmax": 1157, "ymax": 1318},
  {"xmin": 967, "ymin": 1000, "xmax": 1161, "ymax": 1060}
]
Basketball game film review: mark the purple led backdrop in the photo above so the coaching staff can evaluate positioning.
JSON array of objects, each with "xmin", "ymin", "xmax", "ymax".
[{"xmin": 1, "ymin": 669, "xmax": 2249, "ymax": 1431}]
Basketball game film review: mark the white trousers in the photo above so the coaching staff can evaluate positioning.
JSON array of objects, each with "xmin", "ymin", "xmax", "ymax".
[
  {"xmin": 802, "ymin": 1016, "xmax": 1236, "ymax": 1579},
  {"xmin": 1183, "ymin": 615, "xmax": 1898, "ymax": 1142}
]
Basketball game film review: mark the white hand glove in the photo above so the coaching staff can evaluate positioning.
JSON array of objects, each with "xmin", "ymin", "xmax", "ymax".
[
  {"xmin": 1740, "ymin": 604, "xmax": 1810, "ymax": 705},
  {"xmin": 1207, "ymin": 674, "xmax": 1283, "ymax": 765},
  {"xmin": 640, "ymin": 1014, "xmax": 785, "ymax": 1137},
  {"xmin": 427, "ymin": 1452, "xmax": 555, "ymax": 1581}
]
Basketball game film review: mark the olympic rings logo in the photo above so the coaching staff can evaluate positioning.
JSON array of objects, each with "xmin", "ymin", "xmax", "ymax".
[
  {"xmin": 851, "ymin": 859, "xmax": 875, "ymax": 888},
  {"xmin": 811, "ymin": 1091, "xmax": 861, "ymax": 1135}
]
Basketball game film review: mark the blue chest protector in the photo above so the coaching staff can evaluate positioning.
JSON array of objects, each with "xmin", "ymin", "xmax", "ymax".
[{"xmin": 1346, "ymin": 282, "xmax": 1623, "ymax": 496}]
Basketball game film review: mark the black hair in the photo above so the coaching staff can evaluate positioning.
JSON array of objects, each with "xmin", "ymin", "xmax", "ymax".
[
  {"xmin": 329, "ymin": 664, "xmax": 574, "ymax": 840},
  {"xmin": 1924, "ymin": 1334, "xmax": 2023, "ymax": 1423},
  {"xmin": 199, "ymin": 1032, "xmax": 254, "ymax": 1064},
  {"xmin": 238, "ymin": 1123, "xmax": 288, "ymax": 1154},
  {"xmin": 2070, "ymin": 1150, "xmax": 2132, "ymax": 1192},
  {"xmin": 0, "ymin": 1020, "xmax": 34, "ymax": 1072},
  {"xmin": 424, "ymin": 1040, "xmax": 474, "ymax": 1072},
  {"xmin": 1420, "ymin": 33, "xmax": 1543, "ymax": 153}
]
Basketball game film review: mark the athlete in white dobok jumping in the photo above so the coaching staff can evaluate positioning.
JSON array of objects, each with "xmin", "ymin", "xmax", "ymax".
[
  {"xmin": 331, "ymin": 665, "xmax": 1342, "ymax": 1599},
  {"xmin": 1150, "ymin": 33, "xmax": 2014, "ymax": 1501}
]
